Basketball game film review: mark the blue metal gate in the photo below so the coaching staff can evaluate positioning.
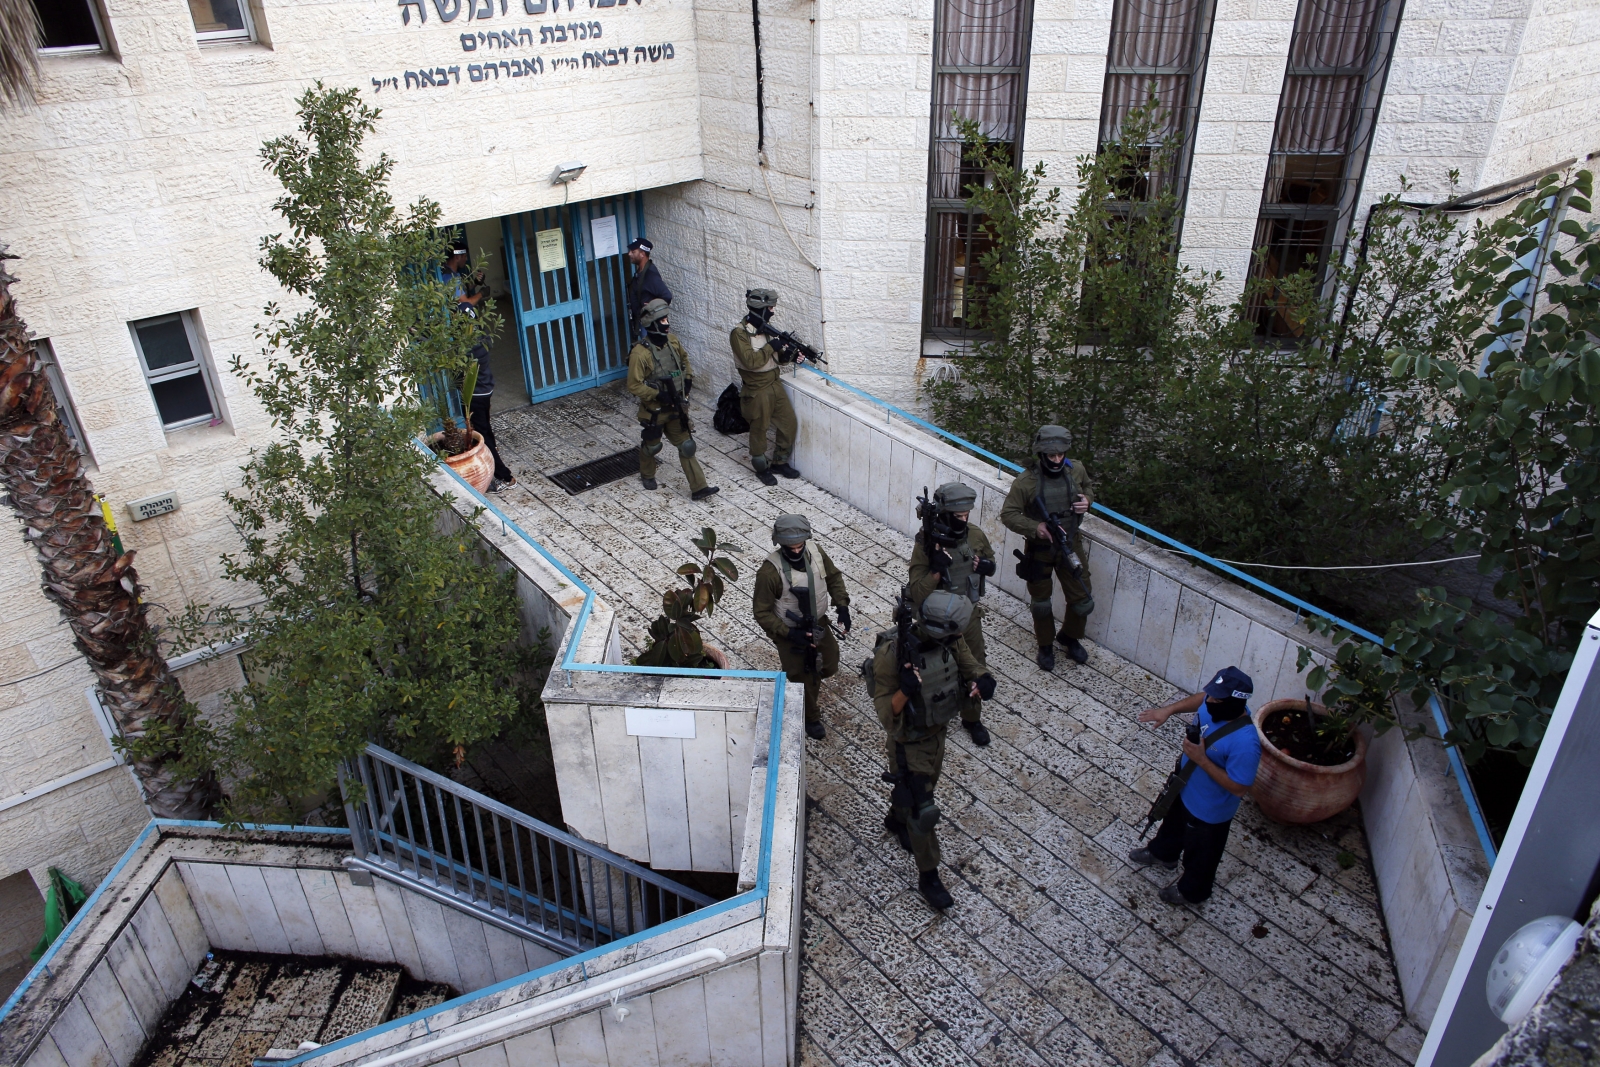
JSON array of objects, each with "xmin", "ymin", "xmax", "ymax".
[{"xmin": 503, "ymin": 193, "xmax": 647, "ymax": 403}]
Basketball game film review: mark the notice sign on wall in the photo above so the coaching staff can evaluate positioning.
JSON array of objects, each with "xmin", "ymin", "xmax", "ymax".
[
  {"xmin": 535, "ymin": 227, "xmax": 566, "ymax": 273},
  {"xmin": 589, "ymin": 215, "xmax": 620, "ymax": 260},
  {"xmin": 625, "ymin": 707, "xmax": 696, "ymax": 739},
  {"xmin": 127, "ymin": 491, "xmax": 180, "ymax": 521}
]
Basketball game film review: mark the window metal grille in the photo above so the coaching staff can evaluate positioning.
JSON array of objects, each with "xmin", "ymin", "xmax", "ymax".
[
  {"xmin": 1247, "ymin": 0, "xmax": 1402, "ymax": 336},
  {"xmin": 130, "ymin": 312, "xmax": 220, "ymax": 430},
  {"xmin": 922, "ymin": 0, "xmax": 1033, "ymax": 345},
  {"xmin": 1097, "ymin": 0, "xmax": 1218, "ymax": 214},
  {"xmin": 34, "ymin": 0, "xmax": 106, "ymax": 54}
]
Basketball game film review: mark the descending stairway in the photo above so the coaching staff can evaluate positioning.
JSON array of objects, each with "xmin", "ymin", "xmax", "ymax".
[{"xmin": 134, "ymin": 951, "xmax": 454, "ymax": 1067}]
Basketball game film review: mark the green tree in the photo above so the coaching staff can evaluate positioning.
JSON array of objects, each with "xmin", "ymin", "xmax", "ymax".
[
  {"xmin": 194, "ymin": 85, "xmax": 522, "ymax": 820},
  {"xmin": 1316, "ymin": 171, "xmax": 1600, "ymax": 764}
]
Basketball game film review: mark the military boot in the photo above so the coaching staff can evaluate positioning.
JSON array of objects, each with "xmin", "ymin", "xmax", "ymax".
[
  {"xmin": 771, "ymin": 460, "xmax": 801, "ymax": 479},
  {"xmin": 1036, "ymin": 645, "xmax": 1055, "ymax": 671},
  {"xmin": 918, "ymin": 869, "xmax": 954, "ymax": 910},
  {"xmin": 962, "ymin": 720, "xmax": 991, "ymax": 747},
  {"xmin": 884, "ymin": 812, "xmax": 912, "ymax": 854}
]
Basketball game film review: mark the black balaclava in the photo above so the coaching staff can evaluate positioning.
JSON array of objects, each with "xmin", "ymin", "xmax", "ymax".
[
  {"xmin": 1207, "ymin": 696, "xmax": 1248, "ymax": 721},
  {"xmin": 945, "ymin": 516, "xmax": 969, "ymax": 540},
  {"xmin": 780, "ymin": 544, "xmax": 807, "ymax": 568},
  {"xmin": 1039, "ymin": 454, "xmax": 1067, "ymax": 476},
  {"xmin": 646, "ymin": 318, "xmax": 670, "ymax": 345},
  {"xmin": 750, "ymin": 306, "xmax": 774, "ymax": 325}
]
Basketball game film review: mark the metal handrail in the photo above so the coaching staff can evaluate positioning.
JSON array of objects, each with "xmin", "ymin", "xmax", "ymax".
[{"xmin": 342, "ymin": 744, "xmax": 715, "ymax": 957}]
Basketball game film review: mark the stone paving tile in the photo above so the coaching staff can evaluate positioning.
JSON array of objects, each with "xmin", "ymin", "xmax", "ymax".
[{"xmin": 489, "ymin": 384, "xmax": 1414, "ymax": 1067}]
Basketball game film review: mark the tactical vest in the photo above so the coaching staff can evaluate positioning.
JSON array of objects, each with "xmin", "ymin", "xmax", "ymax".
[
  {"xmin": 766, "ymin": 546, "xmax": 830, "ymax": 625},
  {"xmin": 743, "ymin": 323, "xmax": 778, "ymax": 373},
  {"xmin": 1035, "ymin": 468, "xmax": 1079, "ymax": 519},
  {"xmin": 912, "ymin": 641, "xmax": 965, "ymax": 729},
  {"xmin": 944, "ymin": 533, "xmax": 983, "ymax": 604},
  {"xmin": 644, "ymin": 338, "xmax": 686, "ymax": 390}
]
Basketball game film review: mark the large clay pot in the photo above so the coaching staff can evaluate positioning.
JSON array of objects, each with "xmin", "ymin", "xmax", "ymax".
[
  {"xmin": 430, "ymin": 430, "xmax": 494, "ymax": 492},
  {"xmin": 1251, "ymin": 699, "xmax": 1369, "ymax": 825},
  {"xmin": 702, "ymin": 644, "xmax": 729, "ymax": 670}
]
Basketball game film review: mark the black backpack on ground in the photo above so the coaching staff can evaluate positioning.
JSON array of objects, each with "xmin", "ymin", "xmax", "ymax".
[{"xmin": 713, "ymin": 383, "xmax": 750, "ymax": 434}]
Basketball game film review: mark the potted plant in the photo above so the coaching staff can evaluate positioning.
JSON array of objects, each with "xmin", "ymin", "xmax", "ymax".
[
  {"xmin": 1252, "ymin": 642, "xmax": 1408, "ymax": 824},
  {"xmin": 636, "ymin": 527, "xmax": 740, "ymax": 669},
  {"xmin": 428, "ymin": 361, "xmax": 494, "ymax": 491}
]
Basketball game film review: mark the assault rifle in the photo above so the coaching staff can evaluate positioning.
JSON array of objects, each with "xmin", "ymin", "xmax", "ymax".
[
  {"xmin": 655, "ymin": 375, "xmax": 693, "ymax": 434},
  {"xmin": 1036, "ymin": 483, "xmax": 1084, "ymax": 577},
  {"xmin": 914, "ymin": 486, "xmax": 957, "ymax": 579},
  {"xmin": 753, "ymin": 321, "xmax": 828, "ymax": 366},
  {"xmin": 785, "ymin": 589, "xmax": 819, "ymax": 675},
  {"xmin": 1139, "ymin": 714, "xmax": 1253, "ymax": 837},
  {"xmin": 892, "ymin": 585, "xmax": 923, "ymax": 720}
]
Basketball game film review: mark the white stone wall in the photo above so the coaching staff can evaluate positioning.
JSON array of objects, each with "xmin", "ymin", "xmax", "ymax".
[
  {"xmin": 1478, "ymin": 0, "xmax": 1600, "ymax": 188},
  {"xmin": 0, "ymin": 0, "xmax": 703, "ymax": 905}
]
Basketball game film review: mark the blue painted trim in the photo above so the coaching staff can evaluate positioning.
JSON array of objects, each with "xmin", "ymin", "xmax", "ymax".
[
  {"xmin": 521, "ymin": 298, "xmax": 587, "ymax": 327},
  {"xmin": 0, "ymin": 819, "xmax": 348, "ymax": 1027},
  {"xmin": 794, "ymin": 362, "xmax": 1501, "ymax": 864}
]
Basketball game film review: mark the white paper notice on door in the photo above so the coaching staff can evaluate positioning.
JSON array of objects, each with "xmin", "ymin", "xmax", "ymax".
[
  {"xmin": 625, "ymin": 707, "xmax": 697, "ymax": 739},
  {"xmin": 589, "ymin": 214, "xmax": 620, "ymax": 260},
  {"xmin": 535, "ymin": 227, "xmax": 567, "ymax": 273}
]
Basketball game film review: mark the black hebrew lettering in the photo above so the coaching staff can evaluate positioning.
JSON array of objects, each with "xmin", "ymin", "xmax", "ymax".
[
  {"xmin": 406, "ymin": 70, "xmax": 420, "ymax": 87},
  {"xmin": 633, "ymin": 45, "xmax": 645, "ymax": 61},
  {"xmin": 460, "ymin": 33, "xmax": 476, "ymax": 48},
  {"xmin": 431, "ymin": 0, "xmax": 461, "ymax": 20},
  {"xmin": 519, "ymin": 27, "xmax": 533, "ymax": 44},
  {"xmin": 594, "ymin": 0, "xmax": 615, "ymax": 7},
  {"xmin": 647, "ymin": 44, "xmax": 658, "ymax": 59},
  {"xmin": 554, "ymin": 24, "xmax": 566, "ymax": 39},
  {"xmin": 469, "ymin": 63, "xmax": 483, "ymax": 80},
  {"xmin": 523, "ymin": 0, "xmax": 546, "ymax": 10},
  {"xmin": 448, "ymin": 65, "xmax": 460, "ymax": 81},
  {"xmin": 399, "ymin": 0, "xmax": 427, "ymax": 22},
  {"xmin": 471, "ymin": 0, "xmax": 493, "ymax": 17},
  {"xmin": 663, "ymin": 41, "xmax": 672, "ymax": 56}
]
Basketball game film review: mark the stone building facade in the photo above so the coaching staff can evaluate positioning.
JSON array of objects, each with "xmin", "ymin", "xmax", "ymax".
[{"xmin": 0, "ymin": 0, "xmax": 1595, "ymax": 958}]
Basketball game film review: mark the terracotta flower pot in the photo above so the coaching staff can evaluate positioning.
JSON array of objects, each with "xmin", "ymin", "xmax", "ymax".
[
  {"xmin": 430, "ymin": 429, "xmax": 494, "ymax": 492},
  {"xmin": 1251, "ymin": 699, "xmax": 1369, "ymax": 825},
  {"xmin": 702, "ymin": 644, "xmax": 729, "ymax": 670}
]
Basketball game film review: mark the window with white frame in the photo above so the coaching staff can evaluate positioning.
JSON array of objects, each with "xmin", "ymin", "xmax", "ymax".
[
  {"xmin": 188, "ymin": 0, "xmax": 254, "ymax": 42},
  {"xmin": 130, "ymin": 313, "xmax": 221, "ymax": 431},
  {"xmin": 34, "ymin": 339, "xmax": 93, "ymax": 463},
  {"xmin": 33, "ymin": 0, "xmax": 107, "ymax": 54}
]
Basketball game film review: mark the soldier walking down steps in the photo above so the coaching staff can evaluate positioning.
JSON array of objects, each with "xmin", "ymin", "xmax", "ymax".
[
  {"xmin": 753, "ymin": 514, "xmax": 850, "ymax": 740},
  {"xmin": 1001, "ymin": 424, "xmax": 1094, "ymax": 671},
  {"xmin": 729, "ymin": 288, "xmax": 802, "ymax": 486},
  {"xmin": 908, "ymin": 481, "xmax": 998, "ymax": 746},
  {"xmin": 869, "ymin": 590, "xmax": 996, "ymax": 910},
  {"xmin": 627, "ymin": 299, "xmax": 718, "ymax": 501}
]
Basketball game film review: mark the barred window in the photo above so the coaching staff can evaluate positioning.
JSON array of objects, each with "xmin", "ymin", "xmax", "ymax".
[
  {"xmin": 1248, "ymin": 0, "xmax": 1401, "ymax": 336},
  {"xmin": 922, "ymin": 0, "xmax": 1033, "ymax": 347},
  {"xmin": 1097, "ymin": 0, "xmax": 1217, "ymax": 212}
]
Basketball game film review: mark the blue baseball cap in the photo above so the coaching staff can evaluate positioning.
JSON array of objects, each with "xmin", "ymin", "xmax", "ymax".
[{"xmin": 1202, "ymin": 666, "xmax": 1253, "ymax": 701}]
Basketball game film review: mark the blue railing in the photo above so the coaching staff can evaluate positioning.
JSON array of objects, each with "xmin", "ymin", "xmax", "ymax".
[{"xmin": 796, "ymin": 363, "xmax": 1498, "ymax": 863}]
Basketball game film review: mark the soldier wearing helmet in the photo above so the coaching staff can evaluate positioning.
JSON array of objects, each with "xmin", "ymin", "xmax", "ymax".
[
  {"xmin": 1000, "ymin": 424, "xmax": 1095, "ymax": 671},
  {"xmin": 729, "ymin": 288, "xmax": 802, "ymax": 486},
  {"xmin": 626, "ymin": 299, "xmax": 718, "ymax": 500},
  {"xmin": 869, "ymin": 588, "xmax": 996, "ymax": 910},
  {"xmin": 752, "ymin": 514, "xmax": 851, "ymax": 739},
  {"xmin": 908, "ymin": 481, "xmax": 999, "ymax": 746}
]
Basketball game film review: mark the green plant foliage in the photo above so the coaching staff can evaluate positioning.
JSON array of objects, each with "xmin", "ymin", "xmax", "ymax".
[
  {"xmin": 178, "ymin": 85, "xmax": 525, "ymax": 821},
  {"xmin": 635, "ymin": 527, "xmax": 741, "ymax": 669},
  {"xmin": 1311, "ymin": 172, "xmax": 1600, "ymax": 764}
]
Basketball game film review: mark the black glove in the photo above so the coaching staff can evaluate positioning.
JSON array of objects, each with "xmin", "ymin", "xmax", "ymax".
[
  {"xmin": 975, "ymin": 673, "xmax": 997, "ymax": 700},
  {"xmin": 929, "ymin": 544, "xmax": 952, "ymax": 575},
  {"xmin": 898, "ymin": 664, "xmax": 922, "ymax": 696},
  {"xmin": 684, "ymin": 378, "xmax": 693, "ymax": 397},
  {"xmin": 786, "ymin": 625, "xmax": 812, "ymax": 649},
  {"xmin": 974, "ymin": 557, "xmax": 997, "ymax": 577},
  {"xmin": 835, "ymin": 604, "xmax": 851, "ymax": 631}
]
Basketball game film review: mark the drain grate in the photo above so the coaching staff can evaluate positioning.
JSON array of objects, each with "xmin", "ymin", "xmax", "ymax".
[{"xmin": 549, "ymin": 447, "xmax": 641, "ymax": 494}]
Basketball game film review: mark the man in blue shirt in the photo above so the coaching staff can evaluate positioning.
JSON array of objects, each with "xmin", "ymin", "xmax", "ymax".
[{"xmin": 1128, "ymin": 666, "xmax": 1261, "ymax": 905}]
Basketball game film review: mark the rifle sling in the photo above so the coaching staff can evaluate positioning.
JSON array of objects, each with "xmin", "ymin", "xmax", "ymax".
[{"xmin": 1165, "ymin": 714, "xmax": 1254, "ymax": 795}]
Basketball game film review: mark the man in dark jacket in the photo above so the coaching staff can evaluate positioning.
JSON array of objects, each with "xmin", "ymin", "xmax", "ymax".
[{"xmin": 625, "ymin": 238, "xmax": 671, "ymax": 337}]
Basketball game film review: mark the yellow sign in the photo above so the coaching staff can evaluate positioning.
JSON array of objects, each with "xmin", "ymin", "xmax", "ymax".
[{"xmin": 535, "ymin": 227, "xmax": 567, "ymax": 273}]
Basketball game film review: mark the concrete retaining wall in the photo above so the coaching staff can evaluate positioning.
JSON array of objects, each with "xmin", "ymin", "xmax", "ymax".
[{"xmin": 782, "ymin": 366, "xmax": 1490, "ymax": 1027}]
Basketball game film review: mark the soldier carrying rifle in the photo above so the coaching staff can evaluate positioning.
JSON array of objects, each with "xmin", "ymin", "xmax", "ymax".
[
  {"xmin": 730, "ymin": 288, "xmax": 813, "ymax": 486},
  {"xmin": 753, "ymin": 514, "xmax": 851, "ymax": 740},
  {"xmin": 1000, "ymin": 424, "xmax": 1095, "ymax": 671},
  {"xmin": 627, "ymin": 298, "xmax": 719, "ymax": 500}
]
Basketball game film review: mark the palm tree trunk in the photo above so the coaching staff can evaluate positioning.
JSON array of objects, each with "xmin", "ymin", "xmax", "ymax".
[{"xmin": 0, "ymin": 247, "xmax": 217, "ymax": 818}]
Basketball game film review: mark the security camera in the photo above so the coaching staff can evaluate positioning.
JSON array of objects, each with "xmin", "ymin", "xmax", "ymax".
[
  {"xmin": 552, "ymin": 161, "xmax": 588, "ymax": 185},
  {"xmin": 1486, "ymin": 915, "xmax": 1583, "ymax": 1026}
]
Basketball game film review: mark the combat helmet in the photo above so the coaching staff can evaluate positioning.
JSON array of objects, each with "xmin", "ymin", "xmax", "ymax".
[
  {"xmin": 772, "ymin": 513, "xmax": 811, "ymax": 546},
  {"xmin": 639, "ymin": 297, "xmax": 671, "ymax": 330},
  {"xmin": 746, "ymin": 288, "xmax": 779, "ymax": 311},
  {"xmin": 919, "ymin": 590, "xmax": 973, "ymax": 641},
  {"xmin": 1030, "ymin": 425, "xmax": 1072, "ymax": 455},
  {"xmin": 932, "ymin": 481, "xmax": 977, "ymax": 515}
]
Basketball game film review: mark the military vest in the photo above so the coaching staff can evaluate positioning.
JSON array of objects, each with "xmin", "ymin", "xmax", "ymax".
[
  {"xmin": 912, "ymin": 641, "xmax": 964, "ymax": 728},
  {"xmin": 766, "ymin": 546, "xmax": 830, "ymax": 625},
  {"xmin": 643, "ymin": 338, "xmax": 686, "ymax": 390},
  {"xmin": 1024, "ymin": 466, "xmax": 1080, "ymax": 523},
  {"xmin": 742, "ymin": 323, "xmax": 778, "ymax": 373},
  {"xmin": 944, "ymin": 533, "xmax": 983, "ymax": 604}
]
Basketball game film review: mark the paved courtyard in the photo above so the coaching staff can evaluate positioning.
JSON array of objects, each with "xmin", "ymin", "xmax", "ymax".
[{"xmin": 488, "ymin": 381, "xmax": 1422, "ymax": 1067}]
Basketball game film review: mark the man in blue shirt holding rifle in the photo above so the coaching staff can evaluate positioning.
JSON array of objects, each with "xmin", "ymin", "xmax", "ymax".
[{"xmin": 1128, "ymin": 666, "xmax": 1261, "ymax": 905}]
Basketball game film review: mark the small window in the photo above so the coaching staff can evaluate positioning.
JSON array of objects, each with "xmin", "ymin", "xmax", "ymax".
[
  {"xmin": 34, "ymin": 339, "xmax": 94, "ymax": 463},
  {"xmin": 188, "ymin": 0, "xmax": 253, "ymax": 42},
  {"xmin": 34, "ymin": 0, "xmax": 107, "ymax": 54},
  {"xmin": 130, "ymin": 312, "xmax": 220, "ymax": 431}
]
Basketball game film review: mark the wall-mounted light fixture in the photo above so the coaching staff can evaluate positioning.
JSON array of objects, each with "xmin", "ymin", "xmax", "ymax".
[{"xmin": 552, "ymin": 161, "xmax": 588, "ymax": 185}]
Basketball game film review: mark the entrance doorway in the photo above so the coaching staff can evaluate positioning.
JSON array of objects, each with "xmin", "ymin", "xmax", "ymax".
[{"xmin": 502, "ymin": 193, "xmax": 646, "ymax": 404}]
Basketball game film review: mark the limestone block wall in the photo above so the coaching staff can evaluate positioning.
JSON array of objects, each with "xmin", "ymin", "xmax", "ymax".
[{"xmin": 1478, "ymin": 0, "xmax": 1600, "ymax": 187}]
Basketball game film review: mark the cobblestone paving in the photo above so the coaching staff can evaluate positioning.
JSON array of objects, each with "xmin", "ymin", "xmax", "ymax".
[{"xmin": 489, "ymin": 382, "xmax": 1423, "ymax": 1067}]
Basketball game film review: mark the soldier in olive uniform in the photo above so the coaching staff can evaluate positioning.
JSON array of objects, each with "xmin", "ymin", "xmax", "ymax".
[
  {"xmin": 870, "ymin": 590, "xmax": 996, "ymax": 909},
  {"xmin": 908, "ymin": 482, "xmax": 999, "ymax": 746},
  {"xmin": 1000, "ymin": 424, "xmax": 1094, "ymax": 671},
  {"xmin": 627, "ymin": 298, "xmax": 719, "ymax": 500},
  {"xmin": 729, "ymin": 288, "xmax": 802, "ymax": 486},
  {"xmin": 753, "ymin": 514, "xmax": 851, "ymax": 740}
]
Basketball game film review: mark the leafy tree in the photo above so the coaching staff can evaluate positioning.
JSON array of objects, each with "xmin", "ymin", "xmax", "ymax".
[
  {"xmin": 184, "ymin": 85, "xmax": 522, "ymax": 820},
  {"xmin": 1314, "ymin": 171, "xmax": 1600, "ymax": 764}
]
